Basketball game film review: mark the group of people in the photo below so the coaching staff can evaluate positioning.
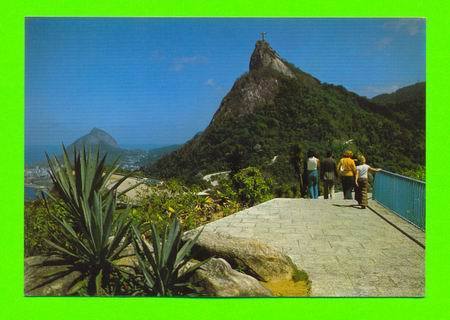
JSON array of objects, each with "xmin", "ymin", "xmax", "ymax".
[{"xmin": 298, "ymin": 149, "xmax": 381, "ymax": 209}]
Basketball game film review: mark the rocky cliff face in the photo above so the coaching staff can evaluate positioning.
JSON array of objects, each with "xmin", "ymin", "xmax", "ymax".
[
  {"xmin": 210, "ymin": 41, "xmax": 303, "ymax": 124},
  {"xmin": 249, "ymin": 40, "xmax": 295, "ymax": 78},
  {"xmin": 210, "ymin": 74, "xmax": 280, "ymax": 123}
]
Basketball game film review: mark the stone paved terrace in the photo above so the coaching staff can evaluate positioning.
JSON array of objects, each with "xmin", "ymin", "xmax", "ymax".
[{"xmin": 202, "ymin": 193, "xmax": 425, "ymax": 297}]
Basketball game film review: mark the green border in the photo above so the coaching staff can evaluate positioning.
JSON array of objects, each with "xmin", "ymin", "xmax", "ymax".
[{"xmin": 2, "ymin": 0, "xmax": 450, "ymax": 319}]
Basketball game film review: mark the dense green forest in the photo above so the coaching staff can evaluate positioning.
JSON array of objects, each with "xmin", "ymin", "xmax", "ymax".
[
  {"xmin": 146, "ymin": 47, "xmax": 425, "ymax": 186},
  {"xmin": 139, "ymin": 144, "xmax": 181, "ymax": 166},
  {"xmin": 370, "ymin": 82, "xmax": 425, "ymax": 144}
]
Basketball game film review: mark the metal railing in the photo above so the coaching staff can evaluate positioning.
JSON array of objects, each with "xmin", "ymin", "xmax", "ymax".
[{"xmin": 372, "ymin": 170, "xmax": 425, "ymax": 230}]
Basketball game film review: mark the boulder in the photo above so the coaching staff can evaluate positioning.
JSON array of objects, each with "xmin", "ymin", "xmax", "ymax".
[
  {"xmin": 25, "ymin": 255, "xmax": 82, "ymax": 296},
  {"xmin": 183, "ymin": 230, "xmax": 301, "ymax": 282},
  {"xmin": 25, "ymin": 247, "xmax": 139, "ymax": 296},
  {"xmin": 193, "ymin": 258, "xmax": 272, "ymax": 297}
]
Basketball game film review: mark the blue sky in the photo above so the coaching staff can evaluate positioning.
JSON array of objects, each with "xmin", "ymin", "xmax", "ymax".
[{"xmin": 26, "ymin": 18, "xmax": 425, "ymax": 146}]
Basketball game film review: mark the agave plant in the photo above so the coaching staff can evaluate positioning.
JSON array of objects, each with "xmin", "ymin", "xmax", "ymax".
[
  {"xmin": 40, "ymin": 146, "xmax": 141, "ymax": 295},
  {"xmin": 44, "ymin": 192, "xmax": 132, "ymax": 295},
  {"xmin": 131, "ymin": 218, "xmax": 205, "ymax": 296},
  {"xmin": 45, "ymin": 145, "xmax": 138, "ymax": 222}
]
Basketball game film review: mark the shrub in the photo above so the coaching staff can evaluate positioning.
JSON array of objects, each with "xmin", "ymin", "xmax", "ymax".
[
  {"xmin": 131, "ymin": 179, "xmax": 240, "ymax": 232},
  {"xmin": 24, "ymin": 199, "xmax": 66, "ymax": 256},
  {"xmin": 231, "ymin": 167, "xmax": 273, "ymax": 206},
  {"xmin": 273, "ymin": 183, "xmax": 297, "ymax": 198},
  {"xmin": 400, "ymin": 165, "xmax": 425, "ymax": 181}
]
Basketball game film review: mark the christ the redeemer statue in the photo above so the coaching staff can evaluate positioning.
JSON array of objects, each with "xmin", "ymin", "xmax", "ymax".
[{"xmin": 260, "ymin": 32, "xmax": 267, "ymax": 41}]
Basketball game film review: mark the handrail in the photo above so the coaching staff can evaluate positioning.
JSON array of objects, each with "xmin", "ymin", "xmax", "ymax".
[
  {"xmin": 378, "ymin": 169, "xmax": 425, "ymax": 185},
  {"xmin": 372, "ymin": 170, "xmax": 425, "ymax": 230}
]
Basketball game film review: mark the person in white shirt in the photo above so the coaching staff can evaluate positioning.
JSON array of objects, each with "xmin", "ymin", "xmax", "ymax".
[
  {"xmin": 306, "ymin": 149, "xmax": 320, "ymax": 199},
  {"xmin": 355, "ymin": 155, "xmax": 381, "ymax": 208}
]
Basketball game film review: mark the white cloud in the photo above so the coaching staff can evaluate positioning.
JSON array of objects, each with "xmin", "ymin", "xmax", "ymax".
[
  {"xmin": 205, "ymin": 78, "xmax": 216, "ymax": 87},
  {"xmin": 383, "ymin": 19, "xmax": 424, "ymax": 36},
  {"xmin": 170, "ymin": 55, "xmax": 208, "ymax": 72},
  {"xmin": 376, "ymin": 36, "xmax": 394, "ymax": 49}
]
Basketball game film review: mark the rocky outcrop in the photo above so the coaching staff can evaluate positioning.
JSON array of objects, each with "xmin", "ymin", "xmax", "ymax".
[
  {"xmin": 25, "ymin": 234, "xmax": 309, "ymax": 297},
  {"xmin": 193, "ymin": 258, "xmax": 272, "ymax": 297},
  {"xmin": 209, "ymin": 75, "xmax": 280, "ymax": 122},
  {"xmin": 25, "ymin": 255, "xmax": 82, "ymax": 296},
  {"xmin": 183, "ymin": 230, "xmax": 301, "ymax": 282},
  {"xmin": 249, "ymin": 40, "xmax": 295, "ymax": 78},
  {"xmin": 209, "ymin": 42, "xmax": 297, "ymax": 122},
  {"xmin": 25, "ymin": 245, "xmax": 138, "ymax": 296}
]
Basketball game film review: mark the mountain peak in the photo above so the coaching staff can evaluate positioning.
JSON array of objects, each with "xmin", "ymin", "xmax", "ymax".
[
  {"xmin": 90, "ymin": 127, "xmax": 106, "ymax": 134},
  {"xmin": 70, "ymin": 128, "xmax": 119, "ymax": 149},
  {"xmin": 249, "ymin": 40, "xmax": 295, "ymax": 78}
]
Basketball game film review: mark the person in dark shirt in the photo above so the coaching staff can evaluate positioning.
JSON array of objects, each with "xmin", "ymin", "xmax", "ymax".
[{"xmin": 321, "ymin": 150, "xmax": 338, "ymax": 199}]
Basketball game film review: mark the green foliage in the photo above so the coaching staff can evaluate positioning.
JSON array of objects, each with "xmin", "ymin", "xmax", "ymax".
[
  {"xmin": 131, "ymin": 218, "xmax": 205, "ymax": 296},
  {"xmin": 273, "ymin": 183, "xmax": 301, "ymax": 198},
  {"xmin": 141, "ymin": 144, "xmax": 181, "ymax": 166},
  {"xmin": 400, "ymin": 165, "xmax": 425, "ymax": 181},
  {"xmin": 131, "ymin": 179, "xmax": 241, "ymax": 232},
  {"xmin": 209, "ymin": 176, "xmax": 238, "ymax": 201},
  {"xmin": 24, "ymin": 199, "xmax": 66, "ymax": 256},
  {"xmin": 42, "ymin": 146, "xmax": 140, "ymax": 295},
  {"xmin": 292, "ymin": 269, "xmax": 310, "ymax": 282},
  {"xmin": 231, "ymin": 167, "xmax": 273, "ymax": 206}
]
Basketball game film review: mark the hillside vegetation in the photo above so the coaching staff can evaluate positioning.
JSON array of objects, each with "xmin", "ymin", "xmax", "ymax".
[{"xmin": 146, "ymin": 41, "xmax": 425, "ymax": 185}]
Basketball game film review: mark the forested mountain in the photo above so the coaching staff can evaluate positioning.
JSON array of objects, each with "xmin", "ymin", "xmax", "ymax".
[
  {"xmin": 140, "ymin": 144, "xmax": 181, "ymax": 166},
  {"xmin": 146, "ymin": 40, "xmax": 425, "ymax": 184},
  {"xmin": 371, "ymin": 82, "xmax": 425, "ymax": 135}
]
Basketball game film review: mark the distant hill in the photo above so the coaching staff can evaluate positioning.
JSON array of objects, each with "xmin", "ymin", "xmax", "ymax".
[
  {"xmin": 146, "ymin": 40, "xmax": 425, "ymax": 184},
  {"xmin": 372, "ymin": 82, "xmax": 425, "ymax": 105},
  {"xmin": 371, "ymin": 82, "xmax": 425, "ymax": 134},
  {"xmin": 140, "ymin": 144, "xmax": 181, "ymax": 166},
  {"xmin": 63, "ymin": 128, "xmax": 129, "ymax": 164},
  {"xmin": 69, "ymin": 127, "xmax": 119, "ymax": 150},
  {"xmin": 33, "ymin": 128, "xmax": 141, "ymax": 170}
]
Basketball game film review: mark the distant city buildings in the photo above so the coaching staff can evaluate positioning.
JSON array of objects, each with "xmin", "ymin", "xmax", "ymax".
[
  {"xmin": 25, "ymin": 166, "xmax": 50, "ymax": 179},
  {"xmin": 119, "ymin": 152, "xmax": 148, "ymax": 171},
  {"xmin": 25, "ymin": 153, "xmax": 147, "ymax": 186}
]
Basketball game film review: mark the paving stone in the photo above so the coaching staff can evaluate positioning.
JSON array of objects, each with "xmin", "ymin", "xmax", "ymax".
[{"xmin": 202, "ymin": 193, "xmax": 425, "ymax": 297}]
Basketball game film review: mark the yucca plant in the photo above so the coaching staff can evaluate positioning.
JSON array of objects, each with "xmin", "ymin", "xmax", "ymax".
[
  {"xmin": 131, "ymin": 218, "xmax": 206, "ymax": 296},
  {"xmin": 40, "ymin": 146, "xmax": 141, "ymax": 295}
]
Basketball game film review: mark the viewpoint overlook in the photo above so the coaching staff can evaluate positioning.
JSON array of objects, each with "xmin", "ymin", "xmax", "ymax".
[{"xmin": 24, "ymin": 22, "xmax": 426, "ymax": 299}]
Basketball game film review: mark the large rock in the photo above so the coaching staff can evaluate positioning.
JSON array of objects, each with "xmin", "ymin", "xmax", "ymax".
[
  {"xmin": 25, "ymin": 246, "xmax": 139, "ymax": 296},
  {"xmin": 184, "ymin": 230, "xmax": 301, "ymax": 282},
  {"xmin": 25, "ymin": 255, "xmax": 82, "ymax": 296},
  {"xmin": 249, "ymin": 40, "xmax": 295, "ymax": 78},
  {"xmin": 193, "ymin": 258, "xmax": 272, "ymax": 297}
]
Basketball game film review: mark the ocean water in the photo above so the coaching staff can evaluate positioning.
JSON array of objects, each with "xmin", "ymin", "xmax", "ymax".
[
  {"xmin": 25, "ymin": 186, "xmax": 42, "ymax": 201},
  {"xmin": 25, "ymin": 145, "xmax": 61, "ymax": 167}
]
